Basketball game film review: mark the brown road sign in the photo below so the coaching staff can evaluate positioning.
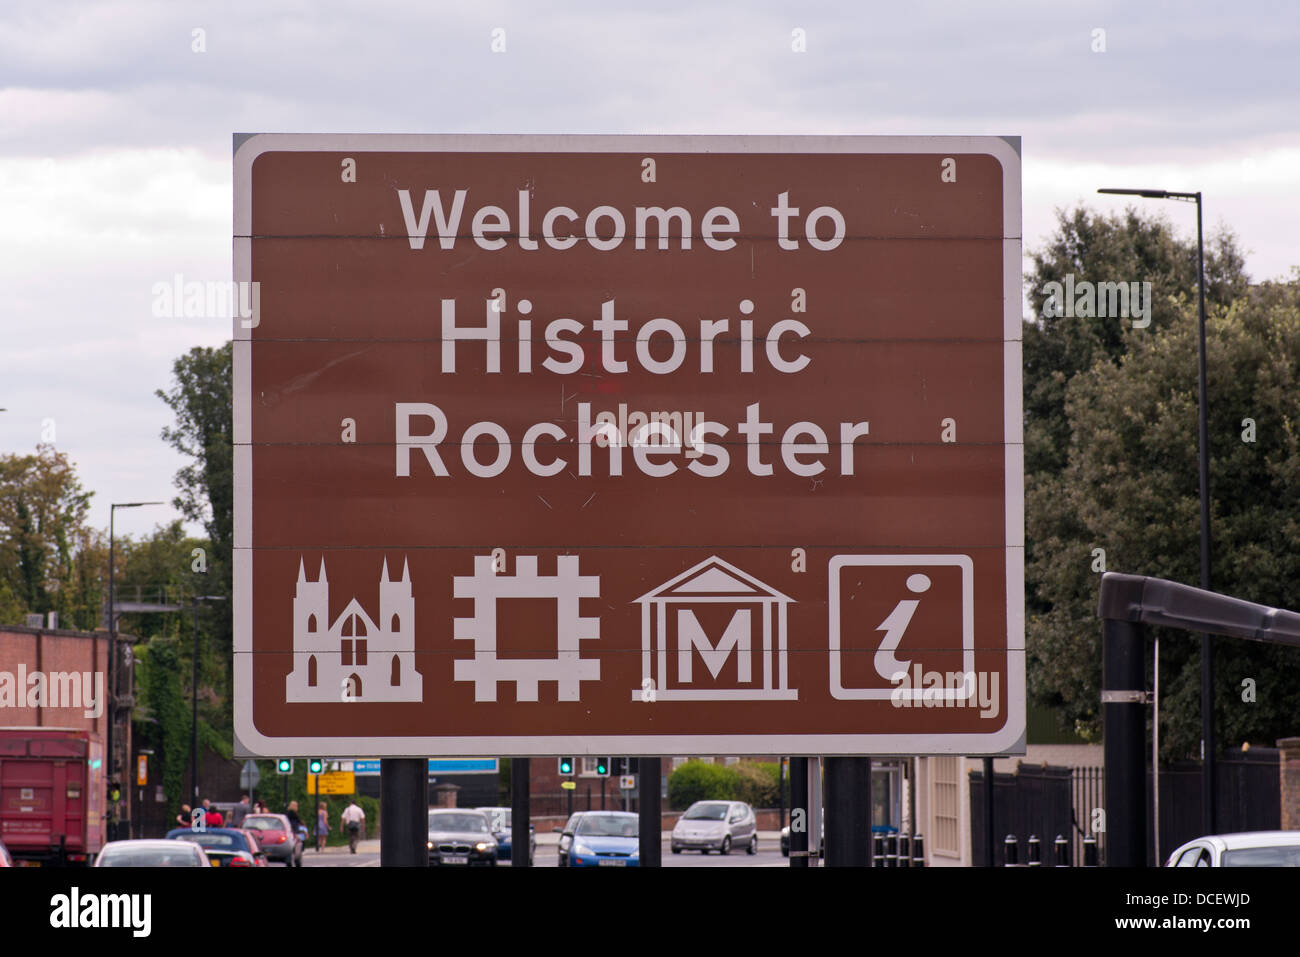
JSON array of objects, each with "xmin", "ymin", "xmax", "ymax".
[{"xmin": 232, "ymin": 134, "xmax": 1023, "ymax": 758}]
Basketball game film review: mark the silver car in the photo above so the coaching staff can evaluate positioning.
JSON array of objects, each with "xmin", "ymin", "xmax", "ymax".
[
  {"xmin": 671, "ymin": 800, "xmax": 757, "ymax": 855},
  {"xmin": 241, "ymin": 813, "xmax": 304, "ymax": 866},
  {"xmin": 1165, "ymin": 831, "xmax": 1300, "ymax": 867}
]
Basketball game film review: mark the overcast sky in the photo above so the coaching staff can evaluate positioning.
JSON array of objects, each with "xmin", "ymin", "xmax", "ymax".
[{"xmin": 2, "ymin": 0, "xmax": 1298, "ymax": 539}]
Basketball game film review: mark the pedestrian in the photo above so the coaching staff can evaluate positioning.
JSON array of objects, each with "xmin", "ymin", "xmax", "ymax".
[
  {"xmin": 231, "ymin": 794, "xmax": 251, "ymax": 829},
  {"xmin": 285, "ymin": 800, "xmax": 301, "ymax": 833},
  {"xmin": 316, "ymin": 802, "xmax": 330, "ymax": 852},
  {"xmin": 341, "ymin": 800, "xmax": 365, "ymax": 853},
  {"xmin": 176, "ymin": 804, "xmax": 192, "ymax": 828},
  {"xmin": 206, "ymin": 801, "xmax": 224, "ymax": 828}
]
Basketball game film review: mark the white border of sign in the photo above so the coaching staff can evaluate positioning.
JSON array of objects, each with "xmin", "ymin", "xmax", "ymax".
[{"xmin": 232, "ymin": 134, "xmax": 1023, "ymax": 757}]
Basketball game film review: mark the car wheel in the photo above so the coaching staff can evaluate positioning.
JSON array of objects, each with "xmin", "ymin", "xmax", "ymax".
[
  {"xmin": 748, "ymin": 835, "xmax": 758, "ymax": 855},
  {"xmin": 701, "ymin": 848, "xmax": 709, "ymax": 855},
  {"xmin": 671, "ymin": 845, "xmax": 682, "ymax": 854},
  {"xmin": 720, "ymin": 836, "xmax": 731, "ymax": 856}
]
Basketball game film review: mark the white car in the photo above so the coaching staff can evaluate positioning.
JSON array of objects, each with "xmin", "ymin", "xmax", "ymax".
[
  {"xmin": 671, "ymin": 800, "xmax": 757, "ymax": 855},
  {"xmin": 1165, "ymin": 831, "xmax": 1300, "ymax": 867},
  {"xmin": 95, "ymin": 839, "xmax": 213, "ymax": 867}
]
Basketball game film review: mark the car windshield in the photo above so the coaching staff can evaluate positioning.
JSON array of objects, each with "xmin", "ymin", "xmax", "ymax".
[
  {"xmin": 683, "ymin": 803, "xmax": 729, "ymax": 821},
  {"xmin": 243, "ymin": 817, "xmax": 282, "ymax": 831},
  {"xmin": 429, "ymin": 813, "xmax": 489, "ymax": 833},
  {"xmin": 576, "ymin": 814, "xmax": 638, "ymax": 838},
  {"xmin": 1222, "ymin": 845, "xmax": 1300, "ymax": 866},
  {"xmin": 101, "ymin": 846, "xmax": 202, "ymax": 867}
]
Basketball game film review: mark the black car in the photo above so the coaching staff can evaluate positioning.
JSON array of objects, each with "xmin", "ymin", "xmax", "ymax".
[
  {"xmin": 165, "ymin": 827, "xmax": 266, "ymax": 867},
  {"xmin": 427, "ymin": 809, "xmax": 498, "ymax": 866}
]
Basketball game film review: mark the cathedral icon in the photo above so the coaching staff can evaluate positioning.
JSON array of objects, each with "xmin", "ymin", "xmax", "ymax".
[{"xmin": 285, "ymin": 557, "xmax": 424, "ymax": 703}]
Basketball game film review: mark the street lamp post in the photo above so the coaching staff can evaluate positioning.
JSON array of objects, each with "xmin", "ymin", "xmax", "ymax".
[
  {"xmin": 1097, "ymin": 188, "xmax": 1214, "ymax": 835},
  {"xmin": 107, "ymin": 501, "xmax": 163, "ymax": 841},
  {"xmin": 191, "ymin": 595, "xmax": 226, "ymax": 805}
]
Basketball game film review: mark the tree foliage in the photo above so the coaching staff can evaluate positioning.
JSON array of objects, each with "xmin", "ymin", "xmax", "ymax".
[
  {"xmin": 1029, "ymin": 276, "xmax": 1300, "ymax": 757},
  {"xmin": 155, "ymin": 342, "xmax": 233, "ymax": 739},
  {"xmin": 0, "ymin": 444, "xmax": 95, "ymax": 625}
]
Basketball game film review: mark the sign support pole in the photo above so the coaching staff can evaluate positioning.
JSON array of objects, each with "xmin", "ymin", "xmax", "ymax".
[
  {"xmin": 825, "ymin": 757, "xmax": 871, "ymax": 866},
  {"xmin": 637, "ymin": 757, "xmax": 661, "ymax": 867},
  {"xmin": 380, "ymin": 758, "xmax": 428, "ymax": 867},
  {"xmin": 1102, "ymin": 617, "xmax": 1146, "ymax": 867},
  {"xmin": 983, "ymin": 756, "xmax": 995, "ymax": 866},
  {"xmin": 511, "ymin": 757, "xmax": 530, "ymax": 867},
  {"xmin": 789, "ymin": 756, "xmax": 809, "ymax": 867}
]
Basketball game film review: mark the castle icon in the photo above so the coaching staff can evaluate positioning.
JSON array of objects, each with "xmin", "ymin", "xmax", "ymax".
[{"xmin": 285, "ymin": 557, "xmax": 423, "ymax": 703}]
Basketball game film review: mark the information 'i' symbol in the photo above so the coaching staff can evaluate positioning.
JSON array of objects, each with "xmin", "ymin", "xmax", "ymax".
[{"xmin": 872, "ymin": 573, "xmax": 931, "ymax": 681}]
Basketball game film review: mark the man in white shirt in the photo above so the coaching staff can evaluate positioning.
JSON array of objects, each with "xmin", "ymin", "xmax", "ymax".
[{"xmin": 341, "ymin": 800, "xmax": 366, "ymax": 853}]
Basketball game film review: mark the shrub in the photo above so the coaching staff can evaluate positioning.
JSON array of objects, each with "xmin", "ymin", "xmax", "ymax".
[
  {"xmin": 668, "ymin": 760, "xmax": 739, "ymax": 809},
  {"xmin": 733, "ymin": 761, "xmax": 780, "ymax": 808}
]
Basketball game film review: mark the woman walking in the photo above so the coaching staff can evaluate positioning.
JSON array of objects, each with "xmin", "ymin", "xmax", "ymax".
[{"xmin": 316, "ymin": 802, "xmax": 330, "ymax": 852}]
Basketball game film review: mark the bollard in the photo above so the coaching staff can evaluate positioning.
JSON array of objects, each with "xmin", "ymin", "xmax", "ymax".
[
  {"xmin": 1083, "ymin": 836, "xmax": 1099, "ymax": 867},
  {"xmin": 1054, "ymin": 834, "xmax": 1070, "ymax": 867},
  {"xmin": 1003, "ymin": 833, "xmax": 1019, "ymax": 867},
  {"xmin": 898, "ymin": 833, "xmax": 911, "ymax": 868},
  {"xmin": 912, "ymin": 833, "xmax": 925, "ymax": 867},
  {"xmin": 873, "ymin": 834, "xmax": 885, "ymax": 867},
  {"xmin": 1027, "ymin": 834, "xmax": 1041, "ymax": 866}
]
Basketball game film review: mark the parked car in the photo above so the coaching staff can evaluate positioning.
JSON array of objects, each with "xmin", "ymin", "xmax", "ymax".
[
  {"xmin": 95, "ymin": 839, "xmax": 212, "ymax": 867},
  {"xmin": 1165, "ymin": 831, "xmax": 1300, "ymax": 867},
  {"xmin": 556, "ymin": 811, "xmax": 639, "ymax": 867},
  {"xmin": 427, "ymin": 809, "xmax": 497, "ymax": 866},
  {"xmin": 241, "ymin": 812, "xmax": 304, "ymax": 866},
  {"xmin": 671, "ymin": 800, "xmax": 757, "ymax": 855},
  {"xmin": 165, "ymin": 827, "xmax": 267, "ymax": 867},
  {"xmin": 476, "ymin": 806, "xmax": 535, "ymax": 865}
]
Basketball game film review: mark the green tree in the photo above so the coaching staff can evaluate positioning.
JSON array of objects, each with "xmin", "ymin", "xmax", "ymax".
[
  {"xmin": 155, "ymin": 342, "xmax": 232, "ymax": 605},
  {"xmin": 1030, "ymin": 279, "xmax": 1300, "ymax": 757},
  {"xmin": 0, "ymin": 444, "xmax": 94, "ymax": 622},
  {"xmin": 1023, "ymin": 206, "xmax": 1249, "ymax": 743},
  {"xmin": 1025, "ymin": 206, "xmax": 1247, "ymax": 475},
  {"xmin": 156, "ymin": 343, "xmax": 233, "ymax": 740}
]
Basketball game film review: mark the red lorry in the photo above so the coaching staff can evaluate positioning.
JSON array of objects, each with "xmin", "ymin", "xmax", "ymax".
[{"xmin": 0, "ymin": 727, "xmax": 105, "ymax": 865}]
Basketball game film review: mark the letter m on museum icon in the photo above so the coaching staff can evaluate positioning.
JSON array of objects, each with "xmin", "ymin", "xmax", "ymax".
[{"xmin": 632, "ymin": 556, "xmax": 796, "ymax": 702}]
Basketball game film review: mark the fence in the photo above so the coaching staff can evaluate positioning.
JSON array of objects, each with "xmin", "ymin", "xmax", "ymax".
[
  {"xmin": 1145, "ymin": 749, "xmax": 1280, "ymax": 865},
  {"xmin": 970, "ymin": 763, "xmax": 1079, "ymax": 865},
  {"xmin": 971, "ymin": 753, "xmax": 1281, "ymax": 866}
]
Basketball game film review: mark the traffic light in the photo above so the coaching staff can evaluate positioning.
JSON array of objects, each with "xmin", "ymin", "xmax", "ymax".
[
  {"xmin": 595, "ymin": 756, "xmax": 610, "ymax": 777},
  {"xmin": 276, "ymin": 758, "xmax": 293, "ymax": 775},
  {"xmin": 558, "ymin": 756, "xmax": 574, "ymax": 776},
  {"xmin": 308, "ymin": 758, "xmax": 324, "ymax": 775}
]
